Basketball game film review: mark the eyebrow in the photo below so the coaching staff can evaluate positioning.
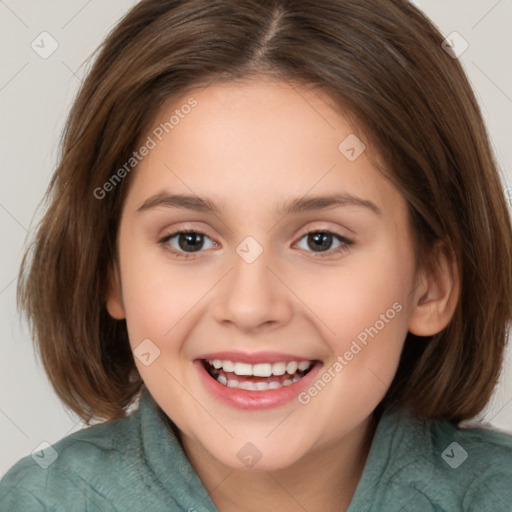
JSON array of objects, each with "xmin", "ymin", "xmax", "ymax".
[{"xmin": 136, "ymin": 192, "xmax": 381, "ymax": 217}]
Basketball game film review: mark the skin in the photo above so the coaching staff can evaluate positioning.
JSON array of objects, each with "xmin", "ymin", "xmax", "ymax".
[{"xmin": 106, "ymin": 77, "xmax": 459, "ymax": 512}]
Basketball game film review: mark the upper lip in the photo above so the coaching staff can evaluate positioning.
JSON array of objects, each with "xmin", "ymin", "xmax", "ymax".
[{"xmin": 195, "ymin": 351, "xmax": 318, "ymax": 364}]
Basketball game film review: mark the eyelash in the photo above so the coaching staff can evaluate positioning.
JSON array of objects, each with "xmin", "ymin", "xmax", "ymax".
[{"xmin": 158, "ymin": 229, "xmax": 353, "ymax": 260}]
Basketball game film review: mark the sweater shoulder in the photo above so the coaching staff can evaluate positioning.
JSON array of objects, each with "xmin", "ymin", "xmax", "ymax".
[
  {"xmin": 410, "ymin": 413, "xmax": 512, "ymax": 510},
  {"xmin": 364, "ymin": 407, "xmax": 512, "ymax": 512},
  {"xmin": 0, "ymin": 412, "xmax": 138, "ymax": 510}
]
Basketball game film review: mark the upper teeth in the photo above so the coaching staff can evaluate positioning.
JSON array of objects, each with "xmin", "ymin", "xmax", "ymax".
[{"xmin": 208, "ymin": 360, "xmax": 312, "ymax": 377}]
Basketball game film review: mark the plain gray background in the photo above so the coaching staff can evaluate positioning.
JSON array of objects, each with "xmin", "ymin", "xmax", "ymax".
[{"xmin": 1, "ymin": 0, "xmax": 511, "ymax": 477}]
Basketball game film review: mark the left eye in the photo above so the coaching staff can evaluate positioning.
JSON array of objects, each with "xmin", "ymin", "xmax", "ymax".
[
  {"xmin": 159, "ymin": 229, "xmax": 352, "ymax": 258},
  {"xmin": 160, "ymin": 230, "xmax": 217, "ymax": 256},
  {"xmin": 295, "ymin": 231, "xmax": 352, "ymax": 256}
]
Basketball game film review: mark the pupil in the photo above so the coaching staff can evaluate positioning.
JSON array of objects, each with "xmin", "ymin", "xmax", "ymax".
[
  {"xmin": 179, "ymin": 233, "xmax": 203, "ymax": 252},
  {"xmin": 309, "ymin": 232, "xmax": 331, "ymax": 251}
]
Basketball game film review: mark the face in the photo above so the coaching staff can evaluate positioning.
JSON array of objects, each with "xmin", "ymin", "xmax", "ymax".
[{"xmin": 107, "ymin": 78, "xmax": 421, "ymax": 471}]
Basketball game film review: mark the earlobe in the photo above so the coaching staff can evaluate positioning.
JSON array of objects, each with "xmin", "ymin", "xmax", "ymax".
[
  {"xmin": 408, "ymin": 241, "xmax": 460, "ymax": 337},
  {"xmin": 105, "ymin": 264, "xmax": 126, "ymax": 320}
]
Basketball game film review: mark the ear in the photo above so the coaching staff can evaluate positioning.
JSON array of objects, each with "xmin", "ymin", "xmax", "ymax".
[
  {"xmin": 408, "ymin": 241, "xmax": 459, "ymax": 336},
  {"xmin": 105, "ymin": 261, "xmax": 126, "ymax": 320}
]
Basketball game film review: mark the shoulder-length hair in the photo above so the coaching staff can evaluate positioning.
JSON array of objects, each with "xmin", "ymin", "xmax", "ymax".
[{"xmin": 18, "ymin": 0, "xmax": 512, "ymax": 425}]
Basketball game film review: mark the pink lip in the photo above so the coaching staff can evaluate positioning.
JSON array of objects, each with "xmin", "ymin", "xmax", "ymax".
[
  {"xmin": 194, "ymin": 351, "xmax": 315, "ymax": 364},
  {"xmin": 194, "ymin": 359, "xmax": 323, "ymax": 410}
]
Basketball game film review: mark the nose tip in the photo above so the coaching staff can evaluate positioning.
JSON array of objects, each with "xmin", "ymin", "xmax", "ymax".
[{"xmin": 211, "ymin": 244, "xmax": 293, "ymax": 332}]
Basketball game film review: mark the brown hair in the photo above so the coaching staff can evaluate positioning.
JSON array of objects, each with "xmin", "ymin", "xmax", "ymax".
[{"xmin": 18, "ymin": 0, "xmax": 512, "ymax": 425}]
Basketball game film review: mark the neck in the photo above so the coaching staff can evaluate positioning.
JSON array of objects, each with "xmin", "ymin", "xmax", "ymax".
[{"xmin": 178, "ymin": 413, "xmax": 377, "ymax": 512}]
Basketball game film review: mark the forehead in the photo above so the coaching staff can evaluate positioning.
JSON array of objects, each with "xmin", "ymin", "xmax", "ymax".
[{"xmin": 124, "ymin": 78, "xmax": 406, "ymax": 222}]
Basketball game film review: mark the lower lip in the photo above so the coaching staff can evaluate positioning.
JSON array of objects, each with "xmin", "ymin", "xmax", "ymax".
[{"xmin": 194, "ymin": 360, "xmax": 323, "ymax": 410}]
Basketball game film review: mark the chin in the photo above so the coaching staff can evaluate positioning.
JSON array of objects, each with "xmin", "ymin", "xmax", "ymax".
[{"xmin": 201, "ymin": 437, "xmax": 311, "ymax": 472}]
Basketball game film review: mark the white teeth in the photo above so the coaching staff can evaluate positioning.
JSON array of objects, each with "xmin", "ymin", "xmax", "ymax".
[
  {"xmin": 286, "ymin": 362, "xmax": 298, "ymax": 374},
  {"xmin": 214, "ymin": 373, "xmax": 303, "ymax": 391},
  {"xmin": 271, "ymin": 362, "xmax": 287, "ymax": 375},
  {"xmin": 205, "ymin": 358, "xmax": 315, "ymax": 391},
  {"xmin": 238, "ymin": 381, "xmax": 258, "ymax": 391},
  {"xmin": 222, "ymin": 360, "xmax": 235, "ymax": 372},
  {"xmin": 252, "ymin": 363, "xmax": 272, "ymax": 377},
  {"xmin": 233, "ymin": 362, "xmax": 253, "ymax": 376},
  {"xmin": 207, "ymin": 359, "xmax": 313, "ymax": 377}
]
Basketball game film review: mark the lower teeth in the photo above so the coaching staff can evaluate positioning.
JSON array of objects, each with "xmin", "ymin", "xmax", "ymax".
[{"xmin": 217, "ymin": 373, "xmax": 302, "ymax": 391}]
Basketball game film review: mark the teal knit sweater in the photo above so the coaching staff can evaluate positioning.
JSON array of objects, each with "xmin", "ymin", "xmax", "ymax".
[{"xmin": 1, "ymin": 386, "xmax": 511, "ymax": 511}]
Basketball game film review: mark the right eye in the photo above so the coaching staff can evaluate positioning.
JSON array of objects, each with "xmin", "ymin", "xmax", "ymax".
[{"xmin": 159, "ymin": 230, "xmax": 218, "ymax": 258}]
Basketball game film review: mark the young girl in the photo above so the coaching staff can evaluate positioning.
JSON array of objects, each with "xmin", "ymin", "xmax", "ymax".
[{"xmin": 1, "ymin": 0, "xmax": 511, "ymax": 510}]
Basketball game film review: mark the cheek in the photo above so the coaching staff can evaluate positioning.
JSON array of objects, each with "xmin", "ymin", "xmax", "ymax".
[
  {"xmin": 316, "ymin": 245, "xmax": 413, "ymax": 340},
  {"xmin": 122, "ymin": 270, "xmax": 199, "ymax": 346},
  {"xmin": 300, "ymin": 276, "xmax": 410, "ymax": 432},
  {"xmin": 119, "ymin": 249, "xmax": 224, "ymax": 367},
  {"xmin": 308, "ymin": 245, "xmax": 414, "ymax": 407},
  {"xmin": 116, "ymin": 237, "xmax": 186, "ymax": 344}
]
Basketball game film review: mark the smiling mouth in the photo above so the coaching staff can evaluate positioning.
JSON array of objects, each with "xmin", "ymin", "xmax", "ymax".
[{"xmin": 201, "ymin": 359, "xmax": 317, "ymax": 391}]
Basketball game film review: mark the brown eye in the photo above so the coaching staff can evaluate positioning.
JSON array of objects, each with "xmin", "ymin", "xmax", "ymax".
[
  {"xmin": 295, "ymin": 230, "xmax": 353, "ymax": 257},
  {"xmin": 176, "ymin": 232, "xmax": 205, "ymax": 252},
  {"xmin": 160, "ymin": 230, "xmax": 217, "ymax": 257}
]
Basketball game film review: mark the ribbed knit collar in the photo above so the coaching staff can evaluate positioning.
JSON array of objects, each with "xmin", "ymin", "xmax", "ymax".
[
  {"xmin": 137, "ymin": 386, "xmax": 220, "ymax": 511},
  {"xmin": 136, "ymin": 385, "xmax": 424, "ymax": 512}
]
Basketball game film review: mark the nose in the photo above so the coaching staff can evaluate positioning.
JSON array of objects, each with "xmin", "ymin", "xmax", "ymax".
[{"xmin": 211, "ymin": 240, "xmax": 294, "ymax": 333}]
